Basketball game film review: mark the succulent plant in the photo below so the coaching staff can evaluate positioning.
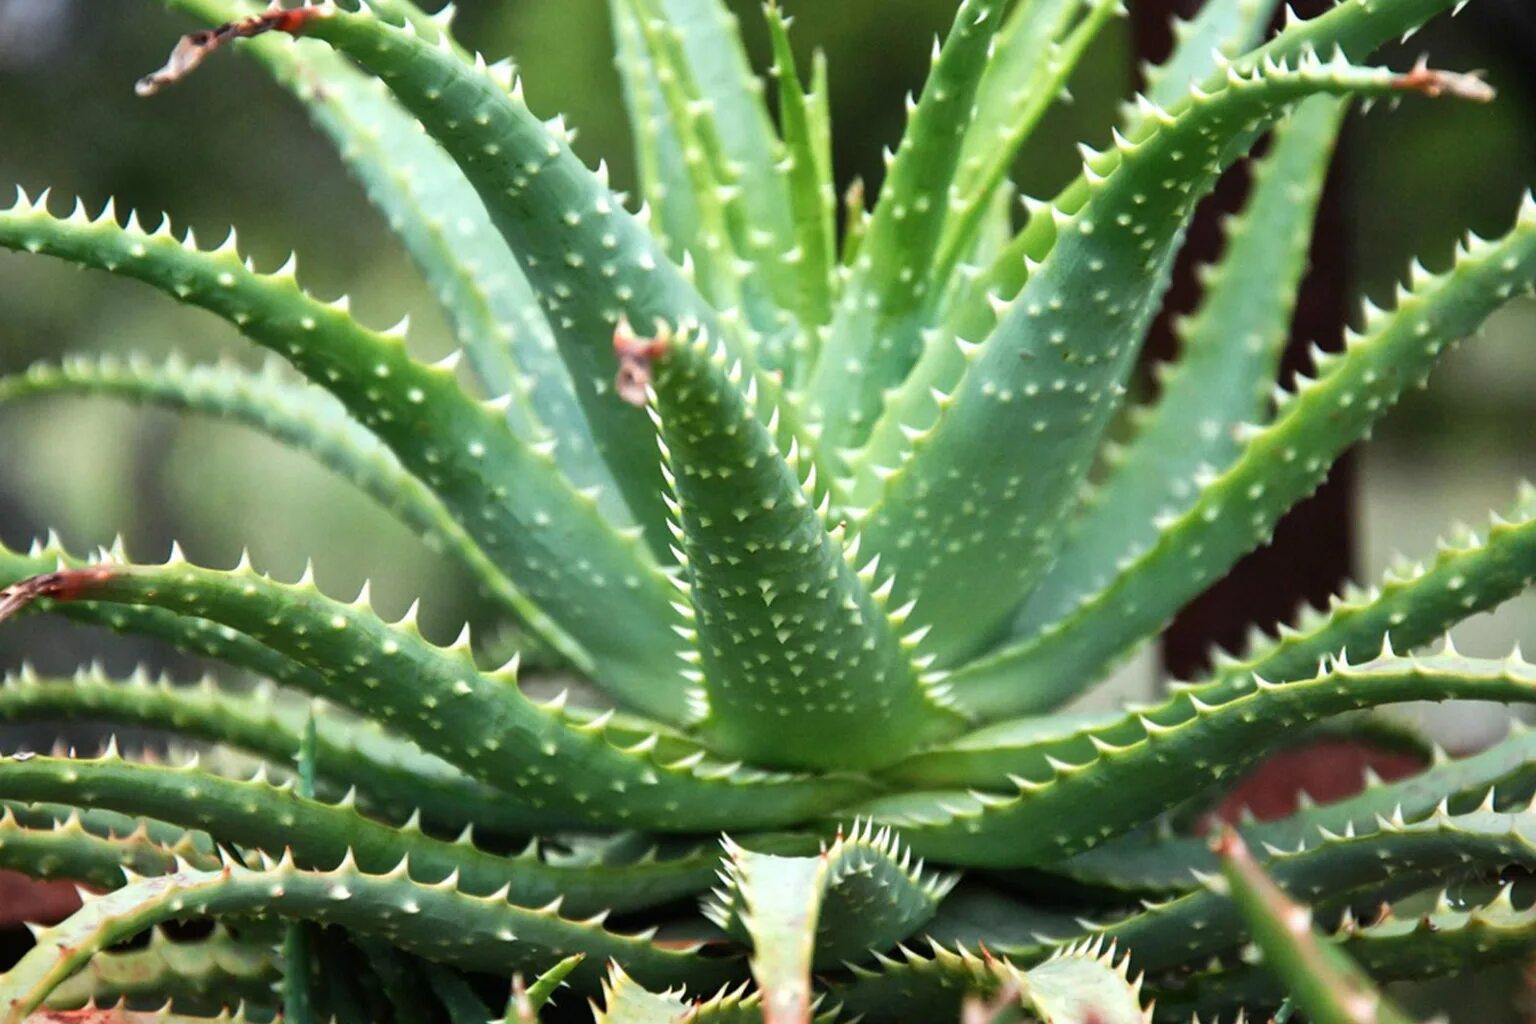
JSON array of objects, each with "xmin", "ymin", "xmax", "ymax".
[{"xmin": 0, "ymin": 0, "xmax": 1534, "ymax": 1020}]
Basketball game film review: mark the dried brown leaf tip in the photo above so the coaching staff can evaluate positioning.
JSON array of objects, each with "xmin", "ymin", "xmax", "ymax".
[
  {"xmin": 136, "ymin": 1, "xmax": 333, "ymax": 97},
  {"xmin": 613, "ymin": 315, "xmax": 672, "ymax": 407},
  {"xmin": 1392, "ymin": 55, "xmax": 1495, "ymax": 102},
  {"xmin": 0, "ymin": 567, "xmax": 116, "ymax": 623}
]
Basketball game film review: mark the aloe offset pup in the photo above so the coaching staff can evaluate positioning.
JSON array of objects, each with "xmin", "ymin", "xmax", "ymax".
[{"xmin": 0, "ymin": 0, "xmax": 1533, "ymax": 1020}]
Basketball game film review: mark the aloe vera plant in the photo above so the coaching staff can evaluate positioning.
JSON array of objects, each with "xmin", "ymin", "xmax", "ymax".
[{"xmin": 0, "ymin": 0, "xmax": 1533, "ymax": 1020}]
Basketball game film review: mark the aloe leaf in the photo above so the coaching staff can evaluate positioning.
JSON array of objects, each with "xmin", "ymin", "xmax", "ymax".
[
  {"xmin": 705, "ymin": 823, "xmax": 954, "ymax": 976},
  {"xmin": 833, "ymin": 942, "xmax": 1009, "ymax": 1022},
  {"xmin": 0, "ymin": 665, "xmax": 568, "ymax": 836},
  {"xmin": 858, "ymin": 55, "xmax": 1493, "ymax": 674},
  {"xmin": 163, "ymin": 0, "xmax": 617, "ymax": 520},
  {"xmin": 632, "ymin": 323, "xmax": 963, "ymax": 768},
  {"xmin": 649, "ymin": 0, "xmax": 797, "ymax": 293},
  {"xmin": 0, "ymin": 538, "xmax": 337, "ymax": 700},
  {"xmin": 933, "ymin": 0, "xmax": 1124, "ymax": 287},
  {"xmin": 0, "ymin": 751, "xmax": 746, "ymax": 916},
  {"xmin": 1214, "ymin": 829, "xmax": 1417, "ymax": 1024},
  {"xmin": 803, "ymin": 0, "xmax": 1009, "ymax": 456},
  {"xmin": 952, "ymin": 188, "xmax": 1536, "ymax": 717},
  {"xmin": 862, "ymin": 650, "xmax": 1536, "ymax": 866},
  {"xmin": 1142, "ymin": 0, "xmax": 1283, "ymax": 110},
  {"xmin": 201, "ymin": 3, "xmax": 749, "ymax": 535},
  {"xmin": 615, "ymin": 0, "xmax": 752, "ymax": 330},
  {"xmin": 1015, "ymin": 94, "xmax": 1346, "ymax": 634},
  {"xmin": 1154, "ymin": 886, "xmax": 1536, "ymax": 1020},
  {"xmin": 2, "ymin": 801, "xmax": 218, "ymax": 864},
  {"xmin": 0, "ymin": 192, "xmax": 690, "ymax": 720},
  {"xmin": 0, "ymin": 354, "xmax": 538, "ymax": 624},
  {"xmin": 0, "ymin": 804, "xmax": 205, "ymax": 890},
  {"xmin": 917, "ymin": 804, "xmax": 1536, "ymax": 979},
  {"xmin": 620, "ymin": 0, "xmax": 798, "ymax": 360},
  {"xmin": 281, "ymin": 712, "xmax": 321, "ymax": 1024},
  {"xmin": 610, "ymin": 0, "xmax": 700, "ymax": 270},
  {"xmin": 1213, "ymin": 482, "xmax": 1536, "ymax": 698},
  {"xmin": 959, "ymin": 0, "xmax": 1473, "ymax": 334},
  {"xmin": 592, "ymin": 962, "xmax": 795, "ymax": 1024},
  {"xmin": 0, "ymin": 560, "xmax": 875, "ymax": 831},
  {"xmin": 765, "ymin": 3, "xmax": 837, "ymax": 335},
  {"xmin": 0, "ymin": 857, "xmax": 740, "ymax": 1022},
  {"xmin": 1007, "ymin": 941, "xmax": 1151, "ymax": 1024},
  {"xmin": 506, "ymin": 953, "xmax": 585, "ymax": 1022},
  {"xmin": 1054, "ymin": 722, "xmax": 1536, "ymax": 894},
  {"xmin": 44, "ymin": 926, "xmax": 278, "ymax": 1016},
  {"xmin": 1095, "ymin": 803, "xmax": 1536, "ymax": 973}
]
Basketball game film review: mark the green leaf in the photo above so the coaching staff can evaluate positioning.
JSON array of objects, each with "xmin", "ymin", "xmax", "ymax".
[
  {"xmin": 283, "ymin": 711, "xmax": 321, "ymax": 1024},
  {"xmin": 861, "ymin": 649, "xmax": 1536, "ymax": 867},
  {"xmin": 1089, "ymin": 802, "xmax": 1536, "ymax": 974},
  {"xmin": 957, "ymin": 0, "xmax": 1472, "ymax": 339},
  {"xmin": 0, "ymin": 191, "xmax": 690, "ymax": 722},
  {"xmin": 706, "ymin": 823, "xmax": 954, "ymax": 976},
  {"xmin": 0, "ymin": 855, "xmax": 739, "ymax": 1021},
  {"xmin": 1142, "ymin": 0, "xmax": 1283, "ymax": 110},
  {"xmin": 765, "ymin": 3, "xmax": 837, "ymax": 335},
  {"xmin": 0, "ymin": 803, "xmax": 207, "ymax": 891},
  {"xmin": 506, "ymin": 954, "xmax": 585, "ymax": 1022},
  {"xmin": 1015, "ymin": 95, "xmax": 1346, "ymax": 635},
  {"xmin": 619, "ymin": 0, "xmax": 799, "ymax": 362},
  {"xmin": 1154, "ymin": 886, "xmax": 1536, "ymax": 1020},
  {"xmin": 163, "ymin": 0, "xmax": 619, "ymax": 526},
  {"xmin": 952, "ymin": 188, "xmax": 1536, "ymax": 719},
  {"xmin": 934, "ymin": 0, "xmax": 1124, "ymax": 288},
  {"xmin": 1220, "ymin": 483, "xmax": 1536, "ymax": 695},
  {"xmin": 635, "ymin": 324, "xmax": 963, "ymax": 769},
  {"xmin": 1053, "ymin": 721, "xmax": 1536, "ymax": 894},
  {"xmin": 833, "ymin": 943, "xmax": 1009, "ymax": 1022},
  {"xmin": 0, "ymin": 353, "xmax": 537, "ymax": 626},
  {"xmin": 803, "ymin": 0, "xmax": 1010, "ymax": 456},
  {"xmin": 0, "ymin": 751, "xmax": 749, "ymax": 917},
  {"xmin": 610, "ymin": 0, "xmax": 702, "ymax": 271},
  {"xmin": 0, "ymin": 560, "xmax": 875, "ymax": 832},
  {"xmin": 1215, "ymin": 829, "xmax": 1417, "ymax": 1024},
  {"xmin": 267, "ymin": 3, "xmax": 748, "ymax": 535},
  {"xmin": 855, "ymin": 54, "xmax": 1490, "ymax": 674},
  {"xmin": 0, "ymin": 664, "xmax": 577, "ymax": 836},
  {"xmin": 0, "ymin": 537, "xmax": 335, "ymax": 701},
  {"xmin": 1007, "ymin": 941, "xmax": 1152, "ymax": 1024},
  {"xmin": 45, "ymin": 926, "xmax": 278, "ymax": 1018}
]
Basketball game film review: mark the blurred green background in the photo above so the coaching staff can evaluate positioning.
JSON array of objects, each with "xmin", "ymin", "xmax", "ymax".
[{"xmin": 0, "ymin": 1, "xmax": 1531, "ymax": 701}]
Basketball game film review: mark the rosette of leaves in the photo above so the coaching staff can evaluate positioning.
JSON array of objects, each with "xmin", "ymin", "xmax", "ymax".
[{"xmin": 0, "ymin": 0, "xmax": 1534, "ymax": 1021}]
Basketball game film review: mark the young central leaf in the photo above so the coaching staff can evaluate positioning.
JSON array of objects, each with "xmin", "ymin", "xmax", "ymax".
[{"xmin": 625, "ymin": 323, "xmax": 965, "ymax": 770}]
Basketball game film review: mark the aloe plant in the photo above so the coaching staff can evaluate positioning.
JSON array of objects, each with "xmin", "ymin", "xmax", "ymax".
[{"xmin": 0, "ymin": 0, "xmax": 1533, "ymax": 1020}]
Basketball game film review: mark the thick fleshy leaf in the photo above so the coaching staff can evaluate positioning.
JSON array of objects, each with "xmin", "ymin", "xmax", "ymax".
[
  {"xmin": 953, "ymin": 188, "xmax": 1536, "ymax": 718},
  {"xmin": 1215, "ymin": 829, "xmax": 1416, "ymax": 1024},
  {"xmin": 803, "ymin": 0, "xmax": 1010, "ymax": 456},
  {"xmin": 1015, "ymin": 95, "xmax": 1346, "ymax": 635},
  {"xmin": 0, "ymin": 857, "xmax": 740, "ymax": 1021},
  {"xmin": 163, "ymin": 0, "xmax": 618, "ymax": 522},
  {"xmin": 851, "ymin": 53, "xmax": 1490, "ymax": 672},
  {"xmin": 0, "ymin": 559, "xmax": 874, "ymax": 831},
  {"xmin": 632, "ymin": 324, "xmax": 963, "ymax": 769},
  {"xmin": 0, "ymin": 189, "xmax": 688, "ymax": 720},
  {"xmin": 0, "ymin": 752, "xmax": 737, "ymax": 916},
  {"xmin": 862, "ymin": 650, "xmax": 1536, "ymax": 866},
  {"xmin": 0, "ymin": 353, "xmax": 535, "ymax": 623}
]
